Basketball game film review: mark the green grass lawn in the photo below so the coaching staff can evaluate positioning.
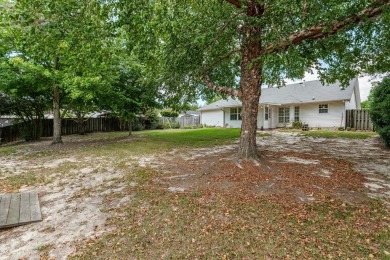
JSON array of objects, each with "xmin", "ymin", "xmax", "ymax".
[
  {"xmin": 136, "ymin": 128, "xmax": 241, "ymax": 147},
  {"xmin": 282, "ymin": 129, "xmax": 378, "ymax": 139}
]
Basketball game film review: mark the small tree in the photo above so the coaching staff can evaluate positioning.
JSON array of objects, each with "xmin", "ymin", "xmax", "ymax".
[
  {"xmin": 368, "ymin": 76, "xmax": 390, "ymax": 147},
  {"xmin": 361, "ymin": 100, "xmax": 369, "ymax": 110},
  {"xmin": 0, "ymin": 57, "xmax": 51, "ymax": 140}
]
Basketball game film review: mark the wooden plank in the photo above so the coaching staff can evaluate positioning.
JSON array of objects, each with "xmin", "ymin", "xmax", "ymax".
[
  {"xmin": 29, "ymin": 192, "xmax": 42, "ymax": 222},
  {"xmin": 0, "ymin": 192, "xmax": 42, "ymax": 228},
  {"xmin": 362, "ymin": 110, "xmax": 368, "ymax": 130},
  {"xmin": 0, "ymin": 194, "xmax": 11, "ymax": 226},
  {"xmin": 19, "ymin": 192, "xmax": 31, "ymax": 223},
  {"xmin": 6, "ymin": 194, "xmax": 21, "ymax": 225}
]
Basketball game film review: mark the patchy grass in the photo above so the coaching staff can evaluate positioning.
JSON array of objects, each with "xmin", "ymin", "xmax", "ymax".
[
  {"xmin": 1, "ymin": 129, "xmax": 389, "ymax": 259},
  {"xmin": 0, "ymin": 129, "xmax": 240, "ymax": 190},
  {"xmin": 2, "ymin": 172, "xmax": 47, "ymax": 190},
  {"xmin": 0, "ymin": 146, "xmax": 17, "ymax": 155},
  {"xmin": 71, "ymin": 167, "xmax": 389, "ymax": 259},
  {"xmin": 282, "ymin": 129, "xmax": 378, "ymax": 139},
  {"xmin": 256, "ymin": 131, "xmax": 273, "ymax": 137},
  {"xmin": 36, "ymin": 244, "xmax": 50, "ymax": 251}
]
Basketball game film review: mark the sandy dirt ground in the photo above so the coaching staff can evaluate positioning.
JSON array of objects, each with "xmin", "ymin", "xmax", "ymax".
[{"xmin": 0, "ymin": 131, "xmax": 389, "ymax": 259}]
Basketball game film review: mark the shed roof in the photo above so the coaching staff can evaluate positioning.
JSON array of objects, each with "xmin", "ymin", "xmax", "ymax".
[{"xmin": 198, "ymin": 78, "xmax": 357, "ymax": 111}]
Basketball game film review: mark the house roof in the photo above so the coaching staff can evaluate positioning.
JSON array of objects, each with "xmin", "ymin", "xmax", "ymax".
[
  {"xmin": 198, "ymin": 98, "xmax": 242, "ymax": 111},
  {"xmin": 0, "ymin": 118, "xmax": 14, "ymax": 128},
  {"xmin": 198, "ymin": 78, "xmax": 358, "ymax": 111}
]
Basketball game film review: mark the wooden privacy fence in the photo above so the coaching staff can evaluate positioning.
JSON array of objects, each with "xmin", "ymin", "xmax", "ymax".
[
  {"xmin": 345, "ymin": 109, "xmax": 373, "ymax": 131},
  {"xmin": 159, "ymin": 115, "xmax": 200, "ymax": 127},
  {"xmin": 0, "ymin": 118, "xmax": 121, "ymax": 144},
  {"xmin": 0, "ymin": 125, "xmax": 20, "ymax": 144},
  {"xmin": 178, "ymin": 115, "xmax": 200, "ymax": 127}
]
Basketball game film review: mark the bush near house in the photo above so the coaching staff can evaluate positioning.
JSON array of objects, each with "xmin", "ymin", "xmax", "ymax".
[
  {"xmin": 292, "ymin": 120, "xmax": 303, "ymax": 129},
  {"xmin": 368, "ymin": 76, "xmax": 390, "ymax": 147}
]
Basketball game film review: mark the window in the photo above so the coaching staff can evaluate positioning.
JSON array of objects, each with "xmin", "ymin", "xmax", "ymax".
[
  {"xmin": 294, "ymin": 106, "xmax": 300, "ymax": 121},
  {"xmin": 319, "ymin": 104, "xmax": 328, "ymax": 113},
  {"xmin": 265, "ymin": 107, "xmax": 269, "ymax": 121},
  {"xmin": 230, "ymin": 107, "xmax": 242, "ymax": 120},
  {"xmin": 278, "ymin": 107, "xmax": 290, "ymax": 123}
]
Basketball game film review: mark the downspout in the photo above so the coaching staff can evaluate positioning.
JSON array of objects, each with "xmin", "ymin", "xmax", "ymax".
[{"xmin": 222, "ymin": 109, "xmax": 225, "ymax": 127}]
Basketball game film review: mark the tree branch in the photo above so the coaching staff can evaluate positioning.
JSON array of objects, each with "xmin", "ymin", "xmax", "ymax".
[
  {"xmin": 204, "ymin": 74, "xmax": 241, "ymax": 97},
  {"xmin": 207, "ymin": 49, "xmax": 241, "ymax": 70},
  {"xmin": 225, "ymin": 0, "xmax": 242, "ymax": 8},
  {"xmin": 260, "ymin": 0, "xmax": 390, "ymax": 55}
]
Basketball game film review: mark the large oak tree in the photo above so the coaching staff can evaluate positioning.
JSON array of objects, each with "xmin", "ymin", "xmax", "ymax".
[{"xmin": 119, "ymin": 0, "xmax": 389, "ymax": 159}]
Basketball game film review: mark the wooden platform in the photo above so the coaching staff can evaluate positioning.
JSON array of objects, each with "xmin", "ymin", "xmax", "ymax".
[{"xmin": 0, "ymin": 191, "xmax": 42, "ymax": 229}]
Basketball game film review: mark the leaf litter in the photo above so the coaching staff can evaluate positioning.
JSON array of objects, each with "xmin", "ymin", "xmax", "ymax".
[{"xmin": 0, "ymin": 130, "xmax": 389, "ymax": 259}]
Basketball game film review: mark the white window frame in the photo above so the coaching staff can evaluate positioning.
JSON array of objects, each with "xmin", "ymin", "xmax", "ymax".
[
  {"xmin": 294, "ymin": 106, "xmax": 300, "ymax": 121},
  {"xmin": 278, "ymin": 107, "xmax": 290, "ymax": 123},
  {"xmin": 265, "ymin": 107, "xmax": 269, "ymax": 121},
  {"xmin": 230, "ymin": 107, "xmax": 242, "ymax": 121},
  {"xmin": 319, "ymin": 104, "xmax": 328, "ymax": 114}
]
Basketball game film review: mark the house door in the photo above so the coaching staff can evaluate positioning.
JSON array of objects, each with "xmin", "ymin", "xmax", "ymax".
[{"xmin": 264, "ymin": 106, "xmax": 270, "ymax": 129}]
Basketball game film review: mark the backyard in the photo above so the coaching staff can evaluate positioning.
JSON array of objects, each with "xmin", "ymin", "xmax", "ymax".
[{"xmin": 0, "ymin": 128, "xmax": 389, "ymax": 259}]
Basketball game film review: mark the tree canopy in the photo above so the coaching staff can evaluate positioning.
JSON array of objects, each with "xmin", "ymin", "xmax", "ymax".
[
  {"xmin": 0, "ymin": 0, "xmax": 389, "ymax": 156},
  {"xmin": 0, "ymin": 0, "xmax": 163, "ymax": 139},
  {"xmin": 117, "ymin": 0, "xmax": 390, "ymax": 159}
]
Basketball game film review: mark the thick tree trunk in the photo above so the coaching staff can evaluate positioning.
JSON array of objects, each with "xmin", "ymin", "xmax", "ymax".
[{"xmin": 237, "ymin": 3, "xmax": 263, "ymax": 159}]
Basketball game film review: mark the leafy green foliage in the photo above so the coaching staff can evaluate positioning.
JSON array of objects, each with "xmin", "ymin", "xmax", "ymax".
[
  {"xmin": 368, "ymin": 76, "xmax": 390, "ymax": 147},
  {"xmin": 116, "ymin": 0, "xmax": 389, "ymax": 158},
  {"xmin": 361, "ymin": 100, "xmax": 369, "ymax": 110},
  {"xmin": 1, "ymin": 0, "xmax": 120, "ymax": 139},
  {"xmin": 118, "ymin": 0, "xmax": 390, "ymax": 92},
  {"xmin": 292, "ymin": 121, "xmax": 303, "ymax": 129},
  {"xmin": 160, "ymin": 110, "xmax": 179, "ymax": 118},
  {"xmin": 0, "ymin": 57, "xmax": 52, "ymax": 140}
]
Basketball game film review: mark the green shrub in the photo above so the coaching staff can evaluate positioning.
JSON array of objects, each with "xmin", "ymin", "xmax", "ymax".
[
  {"xmin": 368, "ymin": 76, "xmax": 390, "ymax": 147},
  {"xmin": 146, "ymin": 110, "xmax": 160, "ymax": 129},
  {"xmin": 338, "ymin": 127, "xmax": 345, "ymax": 131},
  {"xmin": 172, "ymin": 122, "xmax": 180, "ymax": 129},
  {"xmin": 292, "ymin": 120, "xmax": 303, "ymax": 129}
]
